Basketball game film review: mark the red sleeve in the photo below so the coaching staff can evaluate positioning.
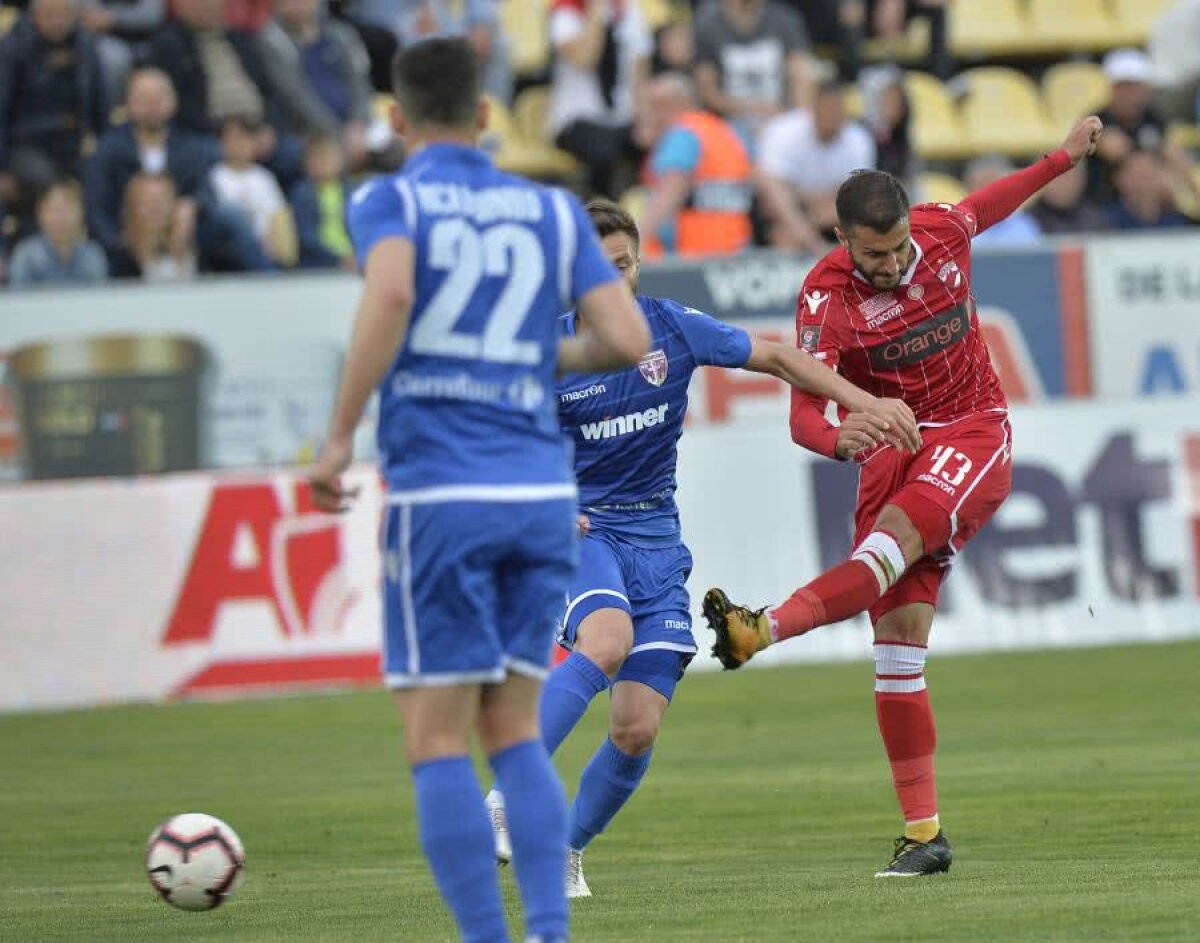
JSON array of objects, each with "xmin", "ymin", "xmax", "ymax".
[
  {"xmin": 790, "ymin": 388, "xmax": 842, "ymax": 459},
  {"xmin": 957, "ymin": 149, "xmax": 1074, "ymax": 234},
  {"xmin": 790, "ymin": 278, "xmax": 845, "ymax": 461}
]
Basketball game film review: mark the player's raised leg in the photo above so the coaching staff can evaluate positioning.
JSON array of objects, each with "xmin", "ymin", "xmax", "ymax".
[
  {"xmin": 869, "ymin": 598, "xmax": 952, "ymax": 877},
  {"xmin": 705, "ymin": 502, "xmax": 925, "ymax": 669},
  {"xmin": 395, "ymin": 685, "xmax": 511, "ymax": 942}
]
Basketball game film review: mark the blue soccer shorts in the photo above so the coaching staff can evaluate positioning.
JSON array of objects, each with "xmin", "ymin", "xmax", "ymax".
[
  {"xmin": 381, "ymin": 493, "xmax": 577, "ymax": 688},
  {"xmin": 556, "ymin": 531, "xmax": 696, "ymax": 701}
]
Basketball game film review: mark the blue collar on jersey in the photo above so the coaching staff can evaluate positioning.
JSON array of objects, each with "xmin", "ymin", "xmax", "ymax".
[{"xmin": 405, "ymin": 141, "xmax": 493, "ymax": 174}]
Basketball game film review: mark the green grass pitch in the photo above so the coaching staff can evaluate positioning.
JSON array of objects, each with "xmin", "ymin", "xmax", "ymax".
[{"xmin": 2, "ymin": 641, "xmax": 1197, "ymax": 942}]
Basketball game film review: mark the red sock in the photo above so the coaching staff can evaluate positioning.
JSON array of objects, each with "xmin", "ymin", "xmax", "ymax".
[
  {"xmin": 768, "ymin": 530, "xmax": 908, "ymax": 641},
  {"xmin": 874, "ymin": 642, "xmax": 938, "ymax": 824},
  {"xmin": 768, "ymin": 560, "xmax": 880, "ymax": 640}
]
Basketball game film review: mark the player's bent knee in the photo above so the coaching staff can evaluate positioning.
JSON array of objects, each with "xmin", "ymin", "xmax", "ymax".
[
  {"xmin": 875, "ymin": 503, "xmax": 935, "ymax": 563},
  {"xmin": 873, "ymin": 602, "xmax": 935, "ymax": 645},
  {"xmin": 609, "ymin": 714, "xmax": 660, "ymax": 756},
  {"xmin": 575, "ymin": 608, "xmax": 635, "ymax": 677}
]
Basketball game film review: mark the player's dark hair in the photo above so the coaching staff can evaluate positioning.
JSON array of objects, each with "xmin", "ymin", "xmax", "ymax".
[
  {"xmin": 585, "ymin": 198, "xmax": 640, "ymax": 249},
  {"xmin": 836, "ymin": 169, "xmax": 910, "ymax": 234},
  {"xmin": 391, "ymin": 37, "xmax": 480, "ymax": 130}
]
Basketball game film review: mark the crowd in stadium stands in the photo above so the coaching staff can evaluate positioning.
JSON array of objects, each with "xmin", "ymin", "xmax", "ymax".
[{"xmin": 1, "ymin": 0, "xmax": 1199, "ymax": 289}]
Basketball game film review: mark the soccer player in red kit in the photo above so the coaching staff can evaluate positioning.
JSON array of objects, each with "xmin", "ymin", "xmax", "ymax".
[{"xmin": 703, "ymin": 115, "xmax": 1104, "ymax": 877}]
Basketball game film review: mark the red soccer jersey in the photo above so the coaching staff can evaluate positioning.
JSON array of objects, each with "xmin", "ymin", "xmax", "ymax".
[{"xmin": 795, "ymin": 202, "xmax": 1006, "ymax": 432}]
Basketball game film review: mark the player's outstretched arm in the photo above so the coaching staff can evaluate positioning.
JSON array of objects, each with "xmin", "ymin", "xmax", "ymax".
[
  {"xmin": 958, "ymin": 116, "xmax": 1103, "ymax": 234},
  {"xmin": 558, "ymin": 281, "xmax": 651, "ymax": 375},
  {"xmin": 310, "ymin": 238, "xmax": 415, "ymax": 512},
  {"xmin": 745, "ymin": 337, "xmax": 921, "ymax": 452}
]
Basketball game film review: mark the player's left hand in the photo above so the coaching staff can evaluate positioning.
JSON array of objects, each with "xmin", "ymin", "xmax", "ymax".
[
  {"xmin": 1062, "ymin": 116, "xmax": 1104, "ymax": 165},
  {"xmin": 309, "ymin": 435, "xmax": 359, "ymax": 513},
  {"xmin": 576, "ymin": 514, "xmax": 591, "ymax": 537}
]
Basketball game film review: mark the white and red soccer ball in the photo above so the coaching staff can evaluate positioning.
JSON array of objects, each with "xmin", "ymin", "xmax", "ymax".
[{"xmin": 145, "ymin": 813, "xmax": 245, "ymax": 911}]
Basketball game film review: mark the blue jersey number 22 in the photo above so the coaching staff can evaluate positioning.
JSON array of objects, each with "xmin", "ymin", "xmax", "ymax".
[{"xmin": 411, "ymin": 218, "xmax": 546, "ymax": 365}]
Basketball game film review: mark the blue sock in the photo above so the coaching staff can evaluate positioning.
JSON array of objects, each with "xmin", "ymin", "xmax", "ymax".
[
  {"xmin": 539, "ymin": 651, "xmax": 611, "ymax": 755},
  {"xmin": 489, "ymin": 740, "xmax": 568, "ymax": 941},
  {"xmin": 412, "ymin": 756, "xmax": 509, "ymax": 943},
  {"xmin": 567, "ymin": 737, "xmax": 652, "ymax": 851}
]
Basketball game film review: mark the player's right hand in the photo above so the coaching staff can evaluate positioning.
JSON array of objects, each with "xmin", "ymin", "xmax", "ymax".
[
  {"xmin": 309, "ymin": 435, "xmax": 360, "ymax": 513},
  {"xmin": 865, "ymin": 397, "xmax": 922, "ymax": 453},
  {"xmin": 576, "ymin": 514, "xmax": 591, "ymax": 537},
  {"xmin": 1062, "ymin": 116, "xmax": 1104, "ymax": 165}
]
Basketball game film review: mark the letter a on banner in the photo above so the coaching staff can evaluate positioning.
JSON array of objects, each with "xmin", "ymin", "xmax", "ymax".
[{"xmin": 162, "ymin": 481, "xmax": 345, "ymax": 644}]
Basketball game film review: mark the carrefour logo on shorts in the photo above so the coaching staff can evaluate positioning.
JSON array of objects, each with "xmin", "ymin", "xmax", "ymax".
[{"xmin": 580, "ymin": 404, "xmax": 669, "ymax": 441}]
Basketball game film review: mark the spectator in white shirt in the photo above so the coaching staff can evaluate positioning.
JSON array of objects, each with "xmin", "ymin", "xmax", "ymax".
[
  {"xmin": 756, "ymin": 79, "xmax": 875, "ymax": 248},
  {"xmin": 209, "ymin": 116, "xmax": 296, "ymax": 265},
  {"xmin": 547, "ymin": 0, "xmax": 651, "ymax": 197}
]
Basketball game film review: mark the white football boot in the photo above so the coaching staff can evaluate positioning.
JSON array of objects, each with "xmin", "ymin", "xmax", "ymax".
[
  {"xmin": 566, "ymin": 848, "xmax": 592, "ymax": 898},
  {"xmin": 485, "ymin": 790, "xmax": 512, "ymax": 866}
]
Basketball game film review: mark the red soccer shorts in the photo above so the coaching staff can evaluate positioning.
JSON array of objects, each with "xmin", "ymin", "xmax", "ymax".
[{"xmin": 853, "ymin": 411, "xmax": 1013, "ymax": 623}]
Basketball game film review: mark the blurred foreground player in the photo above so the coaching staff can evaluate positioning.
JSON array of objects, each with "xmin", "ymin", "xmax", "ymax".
[
  {"xmin": 703, "ymin": 116, "xmax": 1104, "ymax": 877},
  {"xmin": 309, "ymin": 38, "xmax": 650, "ymax": 943},
  {"xmin": 488, "ymin": 198, "xmax": 919, "ymax": 897}
]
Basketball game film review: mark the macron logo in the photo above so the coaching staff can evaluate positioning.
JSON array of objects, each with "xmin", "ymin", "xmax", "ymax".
[
  {"xmin": 581, "ymin": 405, "xmax": 669, "ymax": 441},
  {"xmin": 805, "ymin": 290, "xmax": 829, "ymax": 316}
]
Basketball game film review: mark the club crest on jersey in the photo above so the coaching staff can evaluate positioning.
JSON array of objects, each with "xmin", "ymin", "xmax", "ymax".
[
  {"xmin": 937, "ymin": 261, "xmax": 963, "ymax": 289},
  {"xmin": 907, "ymin": 284, "xmax": 925, "ymax": 300},
  {"xmin": 804, "ymin": 290, "xmax": 830, "ymax": 315},
  {"xmin": 638, "ymin": 349, "xmax": 669, "ymax": 386}
]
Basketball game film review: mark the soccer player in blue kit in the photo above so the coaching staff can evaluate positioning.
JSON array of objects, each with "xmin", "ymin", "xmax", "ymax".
[
  {"xmin": 308, "ymin": 40, "xmax": 651, "ymax": 943},
  {"xmin": 487, "ymin": 199, "xmax": 920, "ymax": 897}
]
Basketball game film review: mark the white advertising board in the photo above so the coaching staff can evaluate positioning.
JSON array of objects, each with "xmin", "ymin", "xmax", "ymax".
[
  {"xmin": 1085, "ymin": 234, "xmax": 1200, "ymax": 397},
  {"xmin": 4, "ymin": 398, "xmax": 1199, "ymax": 712}
]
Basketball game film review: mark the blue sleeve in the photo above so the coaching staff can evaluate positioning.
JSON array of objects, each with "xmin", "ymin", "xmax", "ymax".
[
  {"xmin": 667, "ymin": 301, "xmax": 752, "ymax": 368},
  {"xmin": 565, "ymin": 191, "xmax": 620, "ymax": 302},
  {"xmin": 651, "ymin": 127, "xmax": 701, "ymax": 177},
  {"xmin": 347, "ymin": 176, "xmax": 413, "ymax": 268}
]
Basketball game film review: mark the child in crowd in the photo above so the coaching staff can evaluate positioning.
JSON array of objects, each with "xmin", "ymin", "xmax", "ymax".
[
  {"xmin": 8, "ymin": 182, "xmax": 108, "ymax": 288},
  {"xmin": 290, "ymin": 132, "xmax": 354, "ymax": 270},
  {"xmin": 210, "ymin": 116, "xmax": 297, "ymax": 266}
]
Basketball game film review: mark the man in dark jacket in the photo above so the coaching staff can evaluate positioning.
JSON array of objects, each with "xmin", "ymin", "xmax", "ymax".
[
  {"xmin": 84, "ymin": 67, "xmax": 272, "ymax": 271},
  {"xmin": 145, "ymin": 0, "xmax": 305, "ymax": 187},
  {"xmin": 0, "ymin": 0, "xmax": 108, "ymax": 228}
]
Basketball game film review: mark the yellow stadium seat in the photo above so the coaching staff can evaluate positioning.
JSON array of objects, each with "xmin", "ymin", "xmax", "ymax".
[
  {"xmin": 948, "ymin": 0, "xmax": 1032, "ymax": 58},
  {"xmin": 502, "ymin": 0, "xmax": 551, "ymax": 77},
  {"xmin": 905, "ymin": 72, "xmax": 972, "ymax": 161},
  {"xmin": 958, "ymin": 67, "xmax": 1060, "ymax": 157},
  {"xmin": 487, "ymin": 92, "xmax": 580, "ymax": 181},
  {"xmin": 639, "ymin": 0, "xmax": 678, "ymax": 31},
  {"xmin": 0, "ymin": 6, "xmax": 17, "ymax": 36},
  {"xmin": 844, "ymin": 85, "xmax": 864, "ymax": 120},
  {"xmin": 1168, "ymin": 123, "xmax": 1200, "ymax": 152},
  {"xmin": 512, "ymin": 86, "xmax": 552, "ymax": 143},
  {"xmin": 1042, "ymin": 62, "xmax": 1110, "ymax": 132},
  {"xmin": 863, "ymin": 16, "xmax": 930, "ymax": 65},
  {"xmin": 918, "ymin": 172, "xmax": 967, "ymax": 206},
  {"xmin": 1027, "ymin": 0, "xmax": 1120, "ymax": 54},
  {"xmin": 619, "ymin": 187, "xmax": 647, "ymax": 227},
  {"xmin": 1111, "ymin": 0, "xmax": 1176, "ymax": 46}
]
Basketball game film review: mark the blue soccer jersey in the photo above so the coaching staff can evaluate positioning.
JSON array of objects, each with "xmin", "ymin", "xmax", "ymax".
[
  {"xmin": 348, "ymin": 142, "xmax": 620, "ymax": 690},
  {"xmin": 558, "ymin": 295, "xmax": 752, "ymax": 544},
  {"xmin": 348, "ymin": 142, "xmax": 620, "ymax": 494}
]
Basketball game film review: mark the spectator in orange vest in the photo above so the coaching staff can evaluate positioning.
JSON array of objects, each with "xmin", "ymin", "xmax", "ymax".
[{"xmin": 633, "ymin": 72, "xmax": 752, "ymax": 258}]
